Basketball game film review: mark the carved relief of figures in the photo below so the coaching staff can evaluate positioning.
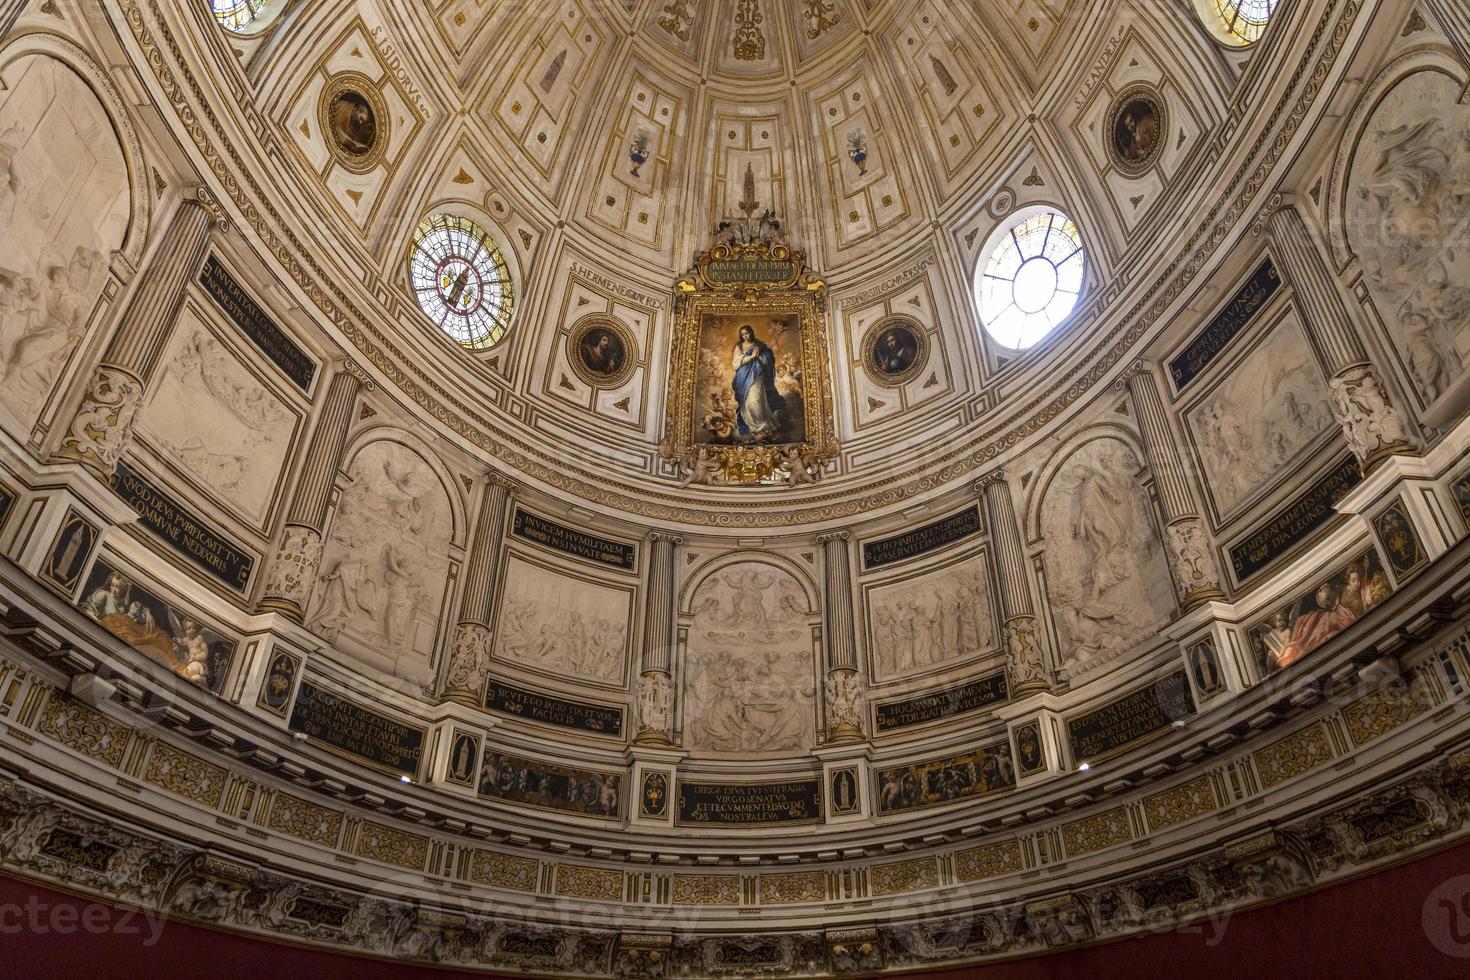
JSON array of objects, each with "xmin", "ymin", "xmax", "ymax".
[
  {"xmin": 307, "ymin": 440, "xmax": 453, "ymax": 687},
  {"xmin": 825, "ymin": 669, "xmax": 864, "ymax": 737},
  {"xmin": 636, "ymin": 671, "xmax": 673, "ymax": 740},
  {"xmin": 137, "ymin": 316, "xmax": 295, "ymax": 525},
  {"xmin": 1040, "ymin": 437, "xmax": 1174, "ymax": 672},
  {"xmin": 683, "ymin": 562, "xmax": 814, "ymax": 753},
  {"xmin": 0, "ymin": 55, "xmax": 129, "ymax": 429},
  {"xmin": 493, "ymin": 555, "xmax": 630, "ymax": 685},
  {"xmin": 1347, "ymin": 72, "xmax": 1470, "ymax": 404},
  {"xmin": 867, "ymin": 554, "xmax": 995, "ymax": 681},
  {"xmin": 1186, "ymin": 319, "xmax": 1333, "ymax": 514}
]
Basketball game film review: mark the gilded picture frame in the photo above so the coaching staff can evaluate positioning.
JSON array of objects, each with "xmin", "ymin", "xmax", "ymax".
[{"xmin": 661, "ymin": 240, "xmax": 837, "ymax": 485}]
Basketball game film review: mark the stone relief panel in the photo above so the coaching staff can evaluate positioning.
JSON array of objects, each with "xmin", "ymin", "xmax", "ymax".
[
  {"xmin": 307, "ymin": 439, "xmax": 454, "ymax": 687},
  {"xmin": 682, "ymin": 562, "xmax": 815, "ymax": 753},
  {"xmin": 0, "ymin": 55, "xmax": 128, "ymax": 431},
  {"xmin": 1185, "ymin": 313, "xmax": 1334, "ymax": 518},
  {"xmin": 1347, "ymin": 69, "xmax": 1470, "ymax": 407},
  {"xmin": 865, "ymin": 551, "xmax": 997, "ymax": 684},
  {"xmin": 135, "ymin": 307, "xmax": 297, "ymax": 528},
  {"xmin": 492, "ymin": 552, "xmax": 632, "ymax": 688},
  {"xmin": 1039, "ymin": 435, "xmax": 1174, "ymax": 674}
]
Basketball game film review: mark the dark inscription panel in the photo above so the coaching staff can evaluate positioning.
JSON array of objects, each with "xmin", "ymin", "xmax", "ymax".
[
  {"xmin": 676, "ymin": 779, "xmax": 822, "ymax": 826},
  {"xmin": 512, "ymin": 508, "xmax": 637, "ymax": 571},
  {"xmin": 288, "ymin": 681, "xmax": 425, "ymax": 778},
  {"xmin": 1229, "ymin": 456, "xmax": 1363, "ymax": 581},
  {"xmin": 112, "ymin": 462, "xmax": 254, "ymax": 591},
  {"xmin": 485, "ymin": 680, "xmax": 624, "ymax": 737},
  {"xmin": 862, "ymin": 507, "xmax": 982, "ymax": 570},
  {"xmin": 1169, "ymin": 259, "xmax": 1280, "ymax": 390},
  {"xmin": 1067, "ymin": 669, "xmax": 1196, "ymax": 764},
  {"xmin": 199, "ymin": 255, "xmax": 316, "ymax": 391},
  {"xmin": 874, "ymin": 671, "xmax": 1009, "ymax": 732},
  {"xmin": 704, "ymin": 257, "xmax": 795, "ymax": 285}
]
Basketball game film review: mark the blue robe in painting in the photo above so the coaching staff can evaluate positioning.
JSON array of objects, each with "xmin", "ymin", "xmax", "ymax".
[{"xmin": 731, "ymin": 339, "xmax": 786, "ymax": 439}]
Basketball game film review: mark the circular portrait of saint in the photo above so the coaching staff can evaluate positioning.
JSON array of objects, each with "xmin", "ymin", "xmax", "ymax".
[
  {"xmin": 1108, "ymin": 85, "xmax": 1166, "ymax": 177},
  {"xmin": 320, "ymin": 73, "xmax": 389, "ymax": 172},
  {"xmin": 568, "ymin": 316, "xmax": 636, "ymax": 388},
  {"xmin": 861, "ymin": 317, "xmax": 928, "ymax": 386}
]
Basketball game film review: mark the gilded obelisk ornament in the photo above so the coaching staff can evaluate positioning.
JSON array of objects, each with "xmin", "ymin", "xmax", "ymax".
[{"xmin": 660, "ymin": 214, "xmax": 837, "ymax": 486}]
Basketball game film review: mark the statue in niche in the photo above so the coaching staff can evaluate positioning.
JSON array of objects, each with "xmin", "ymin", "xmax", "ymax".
[
  {"xmin": 307, "ymin": 441, "xmax": 452, "ymax": 686},
  {"xmin": 682, "ymin": 562, "xmax": 813, "ymax": 753},
  {"xmin": 1040, "ymin": 438, "xmax": 1174, "ymax": 673},
  {"xmin": 1348, "ymin": 72, "xmax": 1470, "ymax": 404},
  {"xmin": 868, "ymin": 554, "xmax": 993, "ymax": 680},
  {"xmin": 0, "ymin": 55, "xmax": 128, "ymax": 429}
]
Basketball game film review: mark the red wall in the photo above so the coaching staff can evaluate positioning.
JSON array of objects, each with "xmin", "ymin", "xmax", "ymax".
[{"xmin": 4, "ymin": 840, "xmax": 1470, "ymax": 979}]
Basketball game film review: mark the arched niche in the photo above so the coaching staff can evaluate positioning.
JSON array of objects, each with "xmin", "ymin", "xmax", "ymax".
[
  {"xmin": 306, "ymin": 429, "xmax": 462, "ymax": 689},
  {"xmin": 0, "ymin": 43, "xmax": 142, "ymax": 431},
  {"xmin": 1332, "ymin": 57, "xmax": 1470, "ymax": 417},
  {"xmin": 1025, "ymin": 426, "xmax": 1175, "ymax": 678},
  {"xmin": 676, "ymin": 552, "xmax": 820, "ymax": 755}
]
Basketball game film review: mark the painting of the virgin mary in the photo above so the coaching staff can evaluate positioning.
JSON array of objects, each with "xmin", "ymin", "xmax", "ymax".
[
  {"xmin": 693, "ymin": 312, "xmax": 804, "ymax": 446},
  {"xmin": 731, "ymin": 323, "xmax": 786, "ymax": 440}
]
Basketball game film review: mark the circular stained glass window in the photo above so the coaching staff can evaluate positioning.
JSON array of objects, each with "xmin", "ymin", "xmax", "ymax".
[
  {"xmin": 211, "ymin": 0, "xmax": 267, "ymax": 32},
  {"xmin": 975, "ymin": 208, "xmax": 1086, "ymax": 351},
  {"xmin": 408, "ymin": 213, "xmax": 515, "ymax": 349},
  {"xmin": 1214, "ymin": 0, "xmax": 1277, "ymax": 44}
]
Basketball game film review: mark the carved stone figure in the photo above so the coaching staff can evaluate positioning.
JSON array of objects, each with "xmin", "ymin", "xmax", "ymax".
[
  {"xmin": 636, "ymin": 670, "xmax": 673, "ymax": 741},
  {"xmin": 1164, "ymin": 519, "xmax": 1223, "ymax": 603},
  {"xmin": 683, "ymin": 562, "xmax": 813, "ymax": 752},
  {"xmin": 868, "ymin": 554, "xmax": 994, "ymax": 680},
  {"xmin": 1003, "ymin": 617, "xmax": 1047, "ymax": 689},
  {"xmin": 0, "ymin": 56, "xmax": 129, "ymax": 431},
  {"xmin": 307, "ymin": 440, "xmax": 453, "ymax": 687},
  {"xmin": 1329, "ymin": 368, "xmax": 1411, "ymax": 463},
  {"xmin": 1347, "ymin": 73, "xmax": 1470, "ymax": 404},
  {"xmin": 443, "ymin": 621, "xmax": 491, "ymax": 701},
  {"xmin": 679, "ymin": 445, "xmax": 719, "ymax": 487},
  {"xmin": 261, "ymin": 525, "xmax": 324, "ymax": 614},
  {"xmin": 62, "ymin": 365, "xmax": 144, "ymax": 473},
  {"xmin": 824, "ymin": 668, "xmax": 864, "ymax": 739},
  {"xmin": 1040, "ymin": 437, "xmax": 1174, "ymax": 673},
  {"xmin": 493, "ymin": 555, "xmax": 629, "ymax": 684},
  {"xmin": 1187, "ymin": 320, "xmax": 1333, "ymax": 514}
]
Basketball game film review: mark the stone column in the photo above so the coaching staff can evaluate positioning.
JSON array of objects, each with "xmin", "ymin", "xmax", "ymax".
[
  {"xmin": 256, "ymin": 365, "xmax": 367, "ymax": 620},
  {"xmin": 977, "ymin": 471, "xmax": 1050, "ymax": 696},
  {"xmin": 440, "ymin": 474, "xmax": 517, "ymax": 706},
  {"xmin": 818, "ymin": 531, "xmax": 864, "ymax": 743},
  {"xmin": 1425, "ymin": 0, "xmax": 1470, "ymax": 100},
  {"xmin": 59, "ymin": 190, "xmax": 227, "ymax": 475},
  {"xmin": 1266, "ymin": 204, "xmax": 1416, "ymax": 473},
  {"xmin": 635, "ymin": 532, "xmax": 680, "ymax": 745},
  {"xmin": 1117, "ymin": 362, "xmax": 1226, "ymax": 609}
]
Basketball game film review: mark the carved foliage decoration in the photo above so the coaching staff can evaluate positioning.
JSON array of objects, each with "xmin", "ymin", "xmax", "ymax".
[
  {"xmin": 1346, "ymin": 69, "xmax": 1470, "ymax": 407},
  {"xmin": 0, "ymin": 54, "xmax": 129, "ymax": 431},
  {"xmin": 307, "ymin": 439, "xmax": 453, "ymax": 687},
  {"xmin": 682, "ymin": 561, "xmax": 814, "ymax": 753},
  {"xmin": 1038, "ymin": 436, "xmax": 1173, "ymax": 674}
]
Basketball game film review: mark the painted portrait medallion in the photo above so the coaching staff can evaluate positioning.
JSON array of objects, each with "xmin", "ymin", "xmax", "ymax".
[
  {"xmin": 568, "ymin": 315, "xmax": 635, "ymax": 388},
  {"xmin": 1108, "ymin": 85, "xmax": 1166, "ymax": 177},
  {"xmin": 861, "ymin": 316, "xmax": 928, "ymax": 386},
  {"xmin": 320, "ymin": 72, "xmax": 388, "ymax": 173}
]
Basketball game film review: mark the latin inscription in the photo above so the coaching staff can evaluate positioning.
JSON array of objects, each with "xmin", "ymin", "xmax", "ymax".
[
  {"xmin": 512, "ymin": 508, "xmax": 637, "ymax": 571},
  {"xmin": 288, "ymin": 681, "xmax": 425, "ymax": 778},
  {"xmin": 112, "ymin": 461, "xmax": 255, "ymax": 591},
  {"xmin": 485, "ymin": 680, "xmax": 624, "ymax": 737},
  {"xmin": 199, "ymin": 255, "xmax": 316, "ymax": 391},
  {"xmin": 1229, "ymin": 456, "xmax": 1363, "ymax": 581},
  {"xmin": 1169, "ymin": 259, "xmax": 1280, "ymax": 390},
  {"xmin": 676, "ymin": 779, "xmax": 821, "ymax": 826},
  {"xmin": 704, "ymin": 257, "xmax": 797, "ymax": 286},
  {"xmin": 862, "ymin": 507, "xmax": 982, "ymax": 569},
  {"xmin": 1067, "ymin": 670, "xmax": 1196, "ymax": 764},
  {"xmin": 874, "ymin": 671, "xmax": 1008, "ymax": 732}
]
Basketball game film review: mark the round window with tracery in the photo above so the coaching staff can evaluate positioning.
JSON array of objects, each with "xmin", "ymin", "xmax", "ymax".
[
  {"xmin": 1213, "ymin": 0, "xmax": 1277, "ymax": 44},
  {"xmin": 210, "ymin": 0, "xmax": 267, "ymax": 32},
  {"xmin": 408, "ymin": 213, "xmax": 515, "ymax": 349},
  {"xmin": 974, "ymin": 208, "xmax": 1086, "ymax": 351}
]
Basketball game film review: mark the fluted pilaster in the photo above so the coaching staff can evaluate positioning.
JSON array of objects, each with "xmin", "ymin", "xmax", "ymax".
[
  {"xmin": 59, "ymin": 192, "xmax": 225, "ymax": 475},
  {"xmin": 440, "ymin": 473, "xmax": 517, "ymax": 706},
  {"xmin": 818, "ymin": 531, "xmax": 863, "ymax": 742},
  {"xmin": 257, "ymin": 365, "xmax": 366, "ymax": 620},
  {"xmin": 1425, "ymin": 0, "xmax": 1470, "ymax": 100},
  {"xmin": 1266, "ymin": 204, "xmax": 1416, "ymax": 472},
  {"xmin": 976, "ymin": 472, "xmax": 1049, "ymax": 696},
  {"xmin": 635, "ymin": 533, "xmax": 681, "ymax": 745},
  {"xmin": 1117, "ymin": 362, "xmax": 1225, "ymax": 608}
]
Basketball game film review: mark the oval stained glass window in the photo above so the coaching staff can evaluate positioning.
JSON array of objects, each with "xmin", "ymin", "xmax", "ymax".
[
  {"xmin": 408, "ymin": 213, "xmax": 516, "ymax": 349},
  {"xmin": 211, "ymin": 0, "xmax": 267, "ymax": 32},
  {"xmin": 974, "ymin": 208, "xmax": 1086, "ymax": 351},
  {"xmin": 1214, "ymin": 0, "xmax": 1278, "ymax": 44}
]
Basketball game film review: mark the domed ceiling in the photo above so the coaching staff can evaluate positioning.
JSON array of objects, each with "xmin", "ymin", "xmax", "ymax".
[{"xmin": 192, "ymin": 0, "xmax": 1244, "ymax": 529}]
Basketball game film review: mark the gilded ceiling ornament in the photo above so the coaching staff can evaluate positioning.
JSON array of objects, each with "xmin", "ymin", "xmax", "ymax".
[
  {"xmin": 803, "ymin": 0, "xmax": 840, "ymax": 40},
  {"xmin": 733, "ymin": 0, "xmax": 766, "ymax": 61},
  {"xmin": 656, "ymin": 0, "xmax": 695, "ymax": 42}
]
